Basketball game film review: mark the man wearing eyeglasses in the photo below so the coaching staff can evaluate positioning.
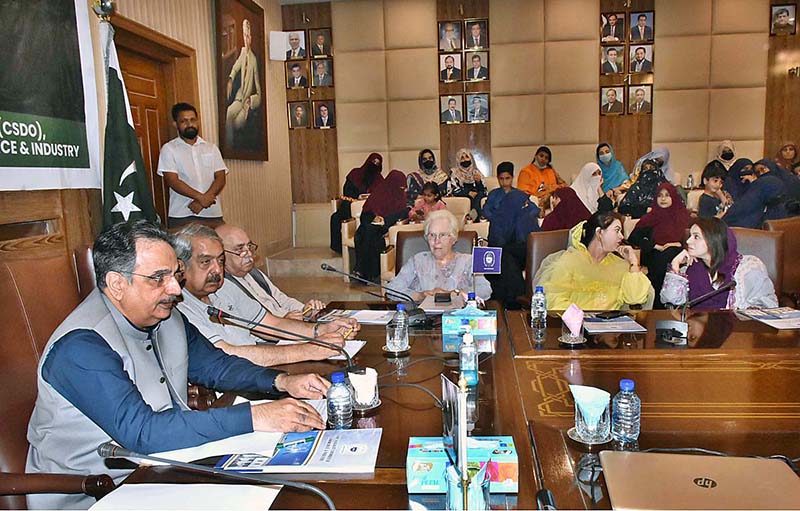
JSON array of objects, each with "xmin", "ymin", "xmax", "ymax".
[
  {"xmin": 174, "ymin": 224, "xmax": 357, "ymax": 366},
  {"xmin": 216, "ymin": 224, "xmax": 324, "ymax": 320},
  {"xmin": 27, "ymin": 221, "xmax": 330, "ymax": 510}
]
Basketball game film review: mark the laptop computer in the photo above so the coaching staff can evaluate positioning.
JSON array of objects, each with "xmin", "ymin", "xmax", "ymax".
[{"xmin": 599, "ymin": 450, "xmax": 800, "ymax": 510}]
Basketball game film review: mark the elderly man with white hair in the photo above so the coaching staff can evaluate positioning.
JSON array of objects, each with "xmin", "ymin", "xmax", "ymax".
[{"xmin": 389, "ymin": 210, "xmax": 491, "ymax": 302}]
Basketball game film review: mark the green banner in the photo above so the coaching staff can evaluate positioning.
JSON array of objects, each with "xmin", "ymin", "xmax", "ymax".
[{"xmin": 0, "ymin": 110, "xmax": 89, "ymax": 168}]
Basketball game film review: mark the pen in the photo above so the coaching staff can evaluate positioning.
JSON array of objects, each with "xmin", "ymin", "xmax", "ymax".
[
  {"xmin": 343, "ymin": 326, "xmax": 354, "ymax": 339},
  {"xmin": 302, "ymin": 305, "xmax": 313, "ymax": 316}
]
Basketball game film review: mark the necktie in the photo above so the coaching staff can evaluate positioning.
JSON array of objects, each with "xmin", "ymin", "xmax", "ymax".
[
  {"xmin": 447, "ymin": 69, "xmax": 452, "ymax": 80},
  {"xmin": 451, "ymin": 110, "xmax": 455, "ymax": 121},
  {"xmin": 474, "ymin": 37, "xmax": 478, "ymax": 46}
]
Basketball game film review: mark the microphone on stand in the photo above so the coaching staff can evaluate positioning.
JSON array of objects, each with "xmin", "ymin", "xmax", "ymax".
[
  {"xmin": 319, "ymin": 264, "xmax": 430, "ymax": 327},
  {"xmin": 655, "ymin": 279, "xmax": 737, "ymax": 343},
  {"xmin": 96, "ymin": 442, "xmax": 336, "ymax": 510},
  {"xmin": 206, "ymin": 306, "xmax": 359, "ymax": 373}
]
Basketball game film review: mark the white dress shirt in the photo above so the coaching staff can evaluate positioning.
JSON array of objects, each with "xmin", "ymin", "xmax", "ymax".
[{"xmin": 157, "ymin": 136, "xmax": 227, "ymax": 218}]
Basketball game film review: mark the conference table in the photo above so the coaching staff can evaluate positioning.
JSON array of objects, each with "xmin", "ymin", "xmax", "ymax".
[{"xmin": 126, "ymin": 303, "xmax": 800, "ymax": 509}]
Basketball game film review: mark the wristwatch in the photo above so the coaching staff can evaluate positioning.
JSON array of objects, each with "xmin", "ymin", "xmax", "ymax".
[{"xmin": 271, "ymin": 373, "xmax": 286, "ymax": 394}]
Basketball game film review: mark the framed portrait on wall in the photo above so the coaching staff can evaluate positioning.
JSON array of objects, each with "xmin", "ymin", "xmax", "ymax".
[
  {"xmin": 629, "ymin": 45, "xmax": 654, "ymax": 73},
  {"xmin": 215, "ymin": 0, "xmax": 268, "ymax": 160},
  {"xmin": 465, "ymin": 51, "xmax": 489, "ymax": 81},
  {"xmin": 600, "ymin": 12, "xmax": 625, "ymax": 43},
  {"xmin": 600, "ymin": 86, "xmax": 625, "ymax": 115},
  {"xmin": 438, "ymin": 21, "xmax": 462, "ymax": 51},
  {"xmin": 286, "ymin": 60, "xmax": 309, "ymax": 89},
  {"xmin": 771, "ymin": 4, "xmax": 797, "ymax": 35},
  {"xmin": 464, "ymin": 18, "xmax": 488, "ymax": 49},
  {"xmin": 627, "ymin": 84, "xmax": 652, "ymax": 114},
  {"xmin": 313, "ymin": 101, "xmax": 335, "ymax": 129},
  {"xmin": 466, "ymin": 94, "xmax": 489, "ymax": 123},
  {"xmin": 629, "ymin": 11, "xmax": 654, "ymax": 41},
  {"xmin": 439, "ymin": 53, "xmax": 462, "ymax": 82},
  {"xmin": 309, "ymin": 28, "xmax": 332, "ymax": 57},
  {"xmin": 285, "ymin": 30, "xmax": 306, "ymax": 59},
  {"xmin": 311, "ymin": 59, "xmax": 334, "ymax": 87},
  {"xmin": 288, "ymin": 101, "xmax": 310, "ymax": 129},
  {"xmin": 601, "ymin": 46, "xmax": 624, "ymax": 75},
  {"xmin": 440, "ymin": 95, "xmax": 463, "ymax": 124}
]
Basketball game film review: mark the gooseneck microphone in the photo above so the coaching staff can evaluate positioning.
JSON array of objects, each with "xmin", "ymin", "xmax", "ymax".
[
  {"xmin": 97, "ymin": 442, "xmax": 336, "ymax": 510},
  {"xmin": 319, "ymin": 264, "xmax": 430, "ymax": 327},
  {"xmin": 206, "ymin": 306, "xmax": 358, "ymax": 372},
  {"xmin": 685, "ymin": 278, "xmax": 737, "ymax": 309}
]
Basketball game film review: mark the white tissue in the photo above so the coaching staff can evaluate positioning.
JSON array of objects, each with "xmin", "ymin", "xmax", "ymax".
[{"xmin": 569, "ymin": 384, "xmax": 610, "ymax": 429}]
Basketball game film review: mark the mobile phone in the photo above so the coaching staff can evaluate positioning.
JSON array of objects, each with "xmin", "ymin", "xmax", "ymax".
[
  {"xmin": 434, "ymin": 292, "xmax": 452, "ymax": 303},
  {"xmin": 596, "ymin": 311, "xmax": 627, "ymax": 320}
]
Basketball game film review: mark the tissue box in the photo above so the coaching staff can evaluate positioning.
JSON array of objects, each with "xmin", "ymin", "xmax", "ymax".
[
  {"xmin": 406, "ymin": 436, "xmax": 518, "ymax": 493},
  {"xmin": 441, "ymin": 309, "xmax": 497, "ymax": 353}
]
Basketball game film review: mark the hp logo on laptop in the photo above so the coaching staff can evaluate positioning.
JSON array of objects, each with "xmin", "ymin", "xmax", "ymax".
[{"xmin": 693, "ymin": 477, "xmax": 718, "ymax": 489}]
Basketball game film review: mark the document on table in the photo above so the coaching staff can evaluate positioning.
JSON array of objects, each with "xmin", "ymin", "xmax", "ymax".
[
  {"xmin": 741, "ymin": 307, "xmax": 800, "ymax": 330},
  {"xmin": 582, "ymin": 313, "xmax": 647, "ymax": 334},
  {"xmin": 275, "ymin": 339, "xmax": 366, "ymax": 360},
  {"xmin": 316, "ymin": 309, "xmax": 395, "ymax": 325},
  {"xmin": 149, "ymin": 431, "xmax": 283, "ymax": 465},
  {"xmin": 89, "ymin": 483, "xmax": 280, "ymax": 510}
]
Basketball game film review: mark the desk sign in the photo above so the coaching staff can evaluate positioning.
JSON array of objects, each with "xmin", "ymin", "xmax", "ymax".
[{"xmin": 472, "ymin": 247, "xmax": 502, "ymax": 274}]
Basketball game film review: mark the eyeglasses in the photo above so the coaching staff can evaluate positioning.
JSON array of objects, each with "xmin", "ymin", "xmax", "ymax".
[
  {"xmin": 426, "ymin": 232, "xmax": 453, "ymax": 241},
  {"xmin": 223, "ymin": 242, "xmax": 258, "ymax": 258},
  {"xmin": 116, "ymin": 269, "xmax": 184, "ymax": 287}
]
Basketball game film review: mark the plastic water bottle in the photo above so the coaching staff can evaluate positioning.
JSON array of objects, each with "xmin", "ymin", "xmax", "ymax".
[
  {"xmin": 386, "ymin": 304, "xmax": 409, "ymax": 351},
  {"xmin": 531, "ymin": 286, "xmax": 547, "ymax": 343},
  {"xmin": 465, "ymin": 292, "xmax": 479, "ymax": 309},
  {"xmin": 327, "ymin": 372, "xmax": 353, "ymax": 429},
  {"xmin": 459, "ymin": 324, "xmax": 478, "ymax": 386},
  {"xmin": 611, "ymin": 378, "xmax": 641, "ymax": 442},
  {"xmin": 686, "ymin": 173, "xmax": 695, "ymax": 189}
]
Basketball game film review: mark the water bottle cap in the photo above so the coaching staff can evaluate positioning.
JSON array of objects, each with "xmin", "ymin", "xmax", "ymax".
[
  {"xmin": 331, "ymin": 372, "xmax": 345, "ymax": 384},
  {"xmin": 468, "ymin": 292, "xmax": 476, "ymax": 300},
  {"xmin": 620, "ymin": 378, "xmax": 634, "ymax": 391},
  {"xmin": 461, "ymin": 318, "xmax": 470, "ymax": 325},
  {"xmin": 535, "ymin": 286, "xmax": 544, "ymax": 292},
  {"xmin": 396, "ymin": 303, "xmax": 406, "ymax": 311}
]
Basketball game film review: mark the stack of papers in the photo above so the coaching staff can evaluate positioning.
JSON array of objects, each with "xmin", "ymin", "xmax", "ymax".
[
  {"xmin": 582, "ymin": 314, "xmax": 647, "ymax": 334},
  {"xmin": 90, "ymin": 484, "xmax": 279, "ymax": 510},
  {"xmin": 741, "ymin": 307, "xmax": 800, "ymax": 330},
  {"xmin": 316, "ymin": 309, "xmax": 395, "ymax": 325},
  {"xmin": 275, "ymin": 339, "xmax": 366, "ymax": 360}
]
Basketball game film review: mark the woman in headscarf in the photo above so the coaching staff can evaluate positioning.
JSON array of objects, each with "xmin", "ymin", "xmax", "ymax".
[
  {"xmin": 541, "ymin": 187, "xmax": 592, "ymax": 231},
  {"xmin": 353, "ymin": 170, "xmax": 409, "ymax": 282},
  {"xmin": 329, "ymin": 153, "xmax": 384, "ymax": 252},
  {"xmin": 724, "ymin": 158, "xmax": 753, "ymax": 202},
  {"xmin": 632, "ymin": 147, "xmax": 675, "ymax": 184},
  {"xmin": 723, "ymin": 159, "xmax": 791, "ymax": 228},
  {"xmin": 447, "ymin": 148, "xmax": 487, "ymax": 218},
  {"xmin": 713, "ymin": 140, "xmax": 736, "ymax": 171},
  {"xmin": 774, "ymin": 142, "xmax": 799, "ymax": 171},
  {"xmin": 661, "ymin": 217, "xmax": 777, "ymax": 310},
  {"xmin": 618, "ymin": 158, "xmax": 666, "ymax": 218},
  {"xmin": 517, "ymin": 145, "xmax": 567, "ymax": 200},
  {"xmin": 596, "ymin": 143, "xmax": 630, "ymax": 194},
  {"xmin": 571, "ymin": 162, "xmax": 604, "ymax": 213},
  {"xmin": 628, "ymin": 182, "xmax": 692, "ymax": 308},
  {"xmin": 406, "ymin": 148, "xmax": 450, "ymax": 207}
]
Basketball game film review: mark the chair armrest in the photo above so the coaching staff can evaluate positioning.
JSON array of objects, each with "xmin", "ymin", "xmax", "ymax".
[
  {"xmin": 0, "ymin": 472, "xmax": 115, "ymax": 499},
  {"xmin": 187, "ymin": 383, "xmax": 217, "ymax": 411},
  {"xmin": 330, "ymin": 198, "xmax": 340, "ymax": 214}
]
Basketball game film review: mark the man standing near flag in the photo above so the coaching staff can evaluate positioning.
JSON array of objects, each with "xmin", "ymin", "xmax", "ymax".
[{"xmin": 157, "ymin": 103, "xmax": 228, "ymax": 228}]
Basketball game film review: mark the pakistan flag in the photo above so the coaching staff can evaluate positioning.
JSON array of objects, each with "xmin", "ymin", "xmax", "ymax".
[{"xmin": 101, "ymin": 23, "xmax": 156, "ymax": 228}]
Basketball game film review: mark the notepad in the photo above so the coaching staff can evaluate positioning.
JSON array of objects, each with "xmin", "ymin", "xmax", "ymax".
[
  {"xmin": 316, "ymin": 309, "xmax": 395, "ymax": 325},
  {"xmin": 582, "ymin": 313, "xmax": 647, "ymax": 334}
]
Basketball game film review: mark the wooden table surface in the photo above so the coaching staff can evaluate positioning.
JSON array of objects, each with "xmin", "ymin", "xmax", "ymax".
[{"xmin": 124, "ymin": 305, "xmax": 800, "ymax": 509}]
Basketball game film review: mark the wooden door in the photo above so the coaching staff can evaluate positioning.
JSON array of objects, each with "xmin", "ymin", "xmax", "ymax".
[{"xmin": 117, "ymin": 47, "xmax": 171, "ymax": 225}]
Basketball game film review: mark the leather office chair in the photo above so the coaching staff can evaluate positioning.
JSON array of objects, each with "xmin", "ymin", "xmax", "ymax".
[
  {"xmin": 395, "ymin": 230, "xmax": 477, "ymax": 274},
  {"xmin": 0, "ymin": 256, "xmax": 114, "ymax": 509},
  {"xmin": 731, "ymin": 227, "xmax": 784, "ymax": 297},
  {"xmin": 340, "ymin": 200, "xmax": 366, "ymax": 281},
  {"xmin": 763, "ymin": 217, "xmax": 800, "ymax": 304},
  {"xmin": 523, "ymin": 229, "xmax": 571, "ymax": 303}
]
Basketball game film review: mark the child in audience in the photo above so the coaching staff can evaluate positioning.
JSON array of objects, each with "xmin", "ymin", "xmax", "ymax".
[
  {"xmin": 697, "ymin": 161, "xmax": 731, "ymax": 218},
  {"xmin": 409, "ymin": 182, "xmax": 446, "ymax": 222}
]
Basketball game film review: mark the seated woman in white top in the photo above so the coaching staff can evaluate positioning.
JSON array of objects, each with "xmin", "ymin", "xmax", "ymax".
[
  {"xmin": 660, "ymin": 217, "xmax": 778, "ymax": 310},
  {"xmin": 389, "ymin": 210, "xmax": 491, "ymax": 302}
]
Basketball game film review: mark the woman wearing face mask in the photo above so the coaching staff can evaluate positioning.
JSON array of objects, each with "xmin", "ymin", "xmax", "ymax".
[
  {"xmin": 517, "ymin": 145, "xmax": 567, "ymax": 200},
  {"xmin": 330, "ymin": 153, "xmax": 384, "ymax": 252},
  {"xmin": 714, "ymin": 140, "xmax": 736, "ymax": 171},
  {"xmin": 407, "ymin": 149, "xmax": 450, "ymax": 207},
  {"xmin": 628, "ymin": 182, "xmax": 691, "ymax": 308},
  {"xmin": 596, "ymin": 143, "xmax": 631, "ymax": 195},
  {"xmin": 661, "ymin": 217, "xmax": 777, "ymax": 310},
  {"xmin": 774, "ymin": 142, "xmax": 799, "ymax": 171},
  {"xmin": 618, "ymin": 158, "xmax": 666, "ymax": 218},
  {"xmin": 447, "ymin": 148, "xmax": 487, "ymax": 219},
  {"xmin": 724, "ymin": 158, "xmax": 753, "ymax": 202},
  {"xmin": 533, "ymin": 211, "xmax": 652, "ymax": 310},
  {"xmin": 632, "ymin": 147, "xmax": 675, "ymax": 184}
]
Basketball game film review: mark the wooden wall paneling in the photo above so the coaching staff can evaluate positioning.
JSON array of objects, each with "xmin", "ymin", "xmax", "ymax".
[
  {"xmin": 764, "ymin": 0, "xmax": 800, "ymax": 158},
  {"xmin": 598, "ymin": 0, "xmax": 655, "ymax": 172},
  {"xmin": 283, "ymin": 2, "xmax": 338, "ymax": 203},
  {"xmin": 437, "ymin": 0, "xmax": 489, "ymax": 20},
  {"xmin": 0, "ymin": 191, "xmax": 68, "ymax": 261},
  {"xmin": 60, "ymin": 189, "xmax": 102, "ymax": 254},
  {"xmin": 440, "ymin": 124, "xmax": 492, "ymax": 172}
]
